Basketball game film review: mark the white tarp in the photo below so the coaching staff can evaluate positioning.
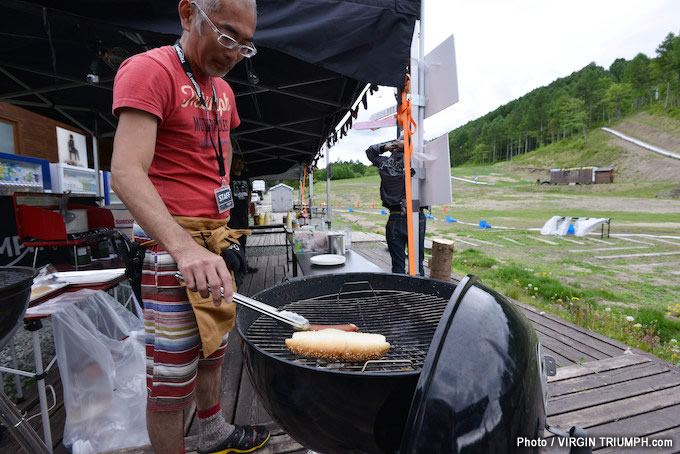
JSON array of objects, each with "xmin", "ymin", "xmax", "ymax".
[
  {"xmin": 573, "ymin": 218, "xmax": 609, "ymax": 237},
  {"xmin": 540, "ymin": 216, "xmax": 562, "ymax": 235}
]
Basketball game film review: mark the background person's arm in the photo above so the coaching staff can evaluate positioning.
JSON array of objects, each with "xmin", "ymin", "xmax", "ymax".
[
  {"xmin": 111, "ymin": 108, "xmax": 232, "ymax": 305},
  {"xmin": 225, "ymin": 142, "xmax": 233, "ymax": 178},
  {"xmin": 365, "ymin": 143, "xmax": 385, "ymax": 166}
]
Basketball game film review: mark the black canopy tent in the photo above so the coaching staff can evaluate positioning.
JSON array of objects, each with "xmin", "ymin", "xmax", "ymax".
[{"xmin": 0, "ymin": 0, "xmax": 419, "ymax": 177}]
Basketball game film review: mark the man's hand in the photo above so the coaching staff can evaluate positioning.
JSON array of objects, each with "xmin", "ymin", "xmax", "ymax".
[
  {"xmin": 386, "ymin": 140, "xmax": 404, "ymax": 153},
  {"xmin": 174, "ymin": 242, "xmax": 233, "ymax": 306}
]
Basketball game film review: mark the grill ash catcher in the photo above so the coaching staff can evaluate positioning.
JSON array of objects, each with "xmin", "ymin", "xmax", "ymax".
[{"xmin": 234, "ymin": 272, "xmax": 563, "ymax": 453}]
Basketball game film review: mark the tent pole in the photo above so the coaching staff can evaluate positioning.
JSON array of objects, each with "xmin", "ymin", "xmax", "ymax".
[
  {"xmin": 326, "ymin": 142, "xmax": 331, "ymax": 227},
  {"xmin": 93, "ymin": 119, "xmax": 102, "ymax": 202},
  {"xmin": 407, "ymin": 1, "xmax": 425, "ymax": 276},
  {"xmin": 309, "ymin": 165, "xmax": 313, "ymax": 218}
]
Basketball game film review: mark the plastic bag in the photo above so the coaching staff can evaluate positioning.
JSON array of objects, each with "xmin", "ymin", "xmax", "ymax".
[{"xmin": 51, "ymin": 289, "xmax": 149, "ymax": 453}]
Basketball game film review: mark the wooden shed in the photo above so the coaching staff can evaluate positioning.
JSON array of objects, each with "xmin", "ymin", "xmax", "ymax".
[
  {"xmin": 549, "ymin": 166, "xmax": 614, "ymax": 185},
  {"xmin": 270, "ymin": 183, "xmax": 294, "ymax": 212},
  {"xmin": 594, "ymin": 167, "xmax": 615, "ymax": 184},
  {"xmin": 550, "ymin": 167, "xmax": 595, "ymax": 184}
]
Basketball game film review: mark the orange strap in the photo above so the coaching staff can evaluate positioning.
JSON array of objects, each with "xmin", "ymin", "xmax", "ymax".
[
  {"xmin": 301, "ymin": 166, "xmax": 308, "ymax": 218},
  {"xmin": 397, "ymin": 74, "xmax": 418, "ymax": 276}
]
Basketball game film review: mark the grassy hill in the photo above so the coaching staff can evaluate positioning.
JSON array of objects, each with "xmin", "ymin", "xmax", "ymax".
[
  {"xmin": 307, "ymin": 113, "xmax": 680, "ymax": 364},
  {"xmin": 491, "ymin": 111, "xmax": 680, "ymax": 189}
]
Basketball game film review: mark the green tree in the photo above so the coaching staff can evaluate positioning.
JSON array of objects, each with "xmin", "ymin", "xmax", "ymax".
[
  {"xmin": 623, "ymin": 53, "xmax": 652, "ymax": 108},
  {"xmin": 575, "ymin": 63, "xmax": 606, "ymax": 125},
  {"xmin": 656, "ymin": 32, "xmax": 680, "ymax": 110},
  {"xmin": 472, "ymin": 142, "xmax": 488, "ymax": 164},
  {"xmin": 604, "ymin": 82, "xmax": 633, "ymax": 119},
  {"xmin": 609, "ymin": 58, "xmax": 628, "ymax": 83}
]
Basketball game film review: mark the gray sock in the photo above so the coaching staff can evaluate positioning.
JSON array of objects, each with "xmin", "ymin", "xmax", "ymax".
[{"xmin": 198, "ymin": 408, "xmax": 235, "ymax": 452}]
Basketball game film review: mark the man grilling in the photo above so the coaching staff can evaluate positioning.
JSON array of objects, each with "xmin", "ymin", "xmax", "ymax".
[{"xmin": 111, "ymin": 1, "xmax": 269, "ymax": 453}]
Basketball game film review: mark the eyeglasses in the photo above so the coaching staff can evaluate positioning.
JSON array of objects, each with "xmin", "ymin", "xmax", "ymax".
[{"xmin": 191, "ymin": 1, "xmax": 257, "ymax": 58}]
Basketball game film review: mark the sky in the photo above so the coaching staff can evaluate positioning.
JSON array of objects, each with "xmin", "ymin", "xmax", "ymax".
[{"xmin": 325, "ymin": 0, "xmax": 680, "ymax": 166}]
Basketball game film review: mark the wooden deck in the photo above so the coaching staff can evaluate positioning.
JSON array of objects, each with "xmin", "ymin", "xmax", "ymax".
[{"xmin": 2, "ymin": 236, "xmax": 679, "ymax": 453}]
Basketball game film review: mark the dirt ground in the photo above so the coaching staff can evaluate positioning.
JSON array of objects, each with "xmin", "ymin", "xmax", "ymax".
[
  {"xmin": 616, "ymin": 112, "xmax": 680, "ymax": 152},
  {"xmin": 607, "ymin": 136, "xmax": 680, "ymax": 182},
  {"xmin": 448, "ymin": 178, "xmax": 680, "ymax": 214}
]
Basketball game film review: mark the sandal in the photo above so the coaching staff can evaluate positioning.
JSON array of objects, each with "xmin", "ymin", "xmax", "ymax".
[{"xmin": 198, "ymin": 424, "xmax": 271, "ymax": 454}]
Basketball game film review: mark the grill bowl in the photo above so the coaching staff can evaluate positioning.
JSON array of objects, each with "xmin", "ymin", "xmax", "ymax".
[
  {"xmin": 236, "ymin": 273, "xmax": 457, "ymax": 454},
  {"xmin": 236, "ymin": 272, "xmax": 546, "ymax": 454},
  {"xmin": 0, "ymin": 266, "xmax": 37, "ymax": 350}
]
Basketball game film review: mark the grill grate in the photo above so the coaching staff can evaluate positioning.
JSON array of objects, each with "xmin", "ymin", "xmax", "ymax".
[{"xmin": 245, "ymin": 289, "xmax": 450, "ymax": 373}]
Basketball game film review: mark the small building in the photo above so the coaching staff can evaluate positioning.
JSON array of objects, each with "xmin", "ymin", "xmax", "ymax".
[
  {"xmin": 594, "ymin": 167, "xmax": 615, "ymax": 184},
  {"xmin": 270, "ymin": 183, "xmax": 294, "ymax": 212},
  {"xmin": 550, "ymin": 166, "xmax": 614, "ymax": 185}
]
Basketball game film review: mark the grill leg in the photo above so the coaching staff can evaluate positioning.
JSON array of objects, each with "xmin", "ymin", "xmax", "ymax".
[
  {"xmin": 0, "ymin": 391, "xmax": 51, "ymax": 454},
  {"xmin": 31, "ymin": 329, "xmax": 53, "ymax": 451},
  {"xmin": 10, "ymin": 338, "xmax": 23, "ymax": 401}
]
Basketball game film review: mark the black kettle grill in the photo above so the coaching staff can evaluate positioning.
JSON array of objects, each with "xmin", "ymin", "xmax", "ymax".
[
  {"xmin": 0, "ymin": 266, "xmax": 50, "ymax": 453},
  {"xmin": 236, "ymin": 273, "xmax": 548, "ymax": 453}
]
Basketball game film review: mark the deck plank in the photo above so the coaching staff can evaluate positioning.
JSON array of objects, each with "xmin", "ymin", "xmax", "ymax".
[
  {"xmin": 220, "ymin": 334, "xmax": 245, "ymax": 424},
  {"xmin": 541, "ymin": 346, "xmax": 574, "ymax": 368},
  {"xmin": 536, "ymin": 333, "xmax": 595, "ymax": 366},
  {"xmin": 549, "ymin": 361, "xmax": 670, "ymax": 397},
  {"xmin": 515, "ymin": 301, "xmax": 630, "ymax": 355},
  {"xmin": 233, "ymin": 366, "xmax": 277, "ymax": 428},
  {"xmin": 527, "ymin": 316, "xmax": 623, "ymax": 359},
  {"xmin": 262, "ymin": 255, "xmax": 277, "ymax": 292},
  {"xmin": 548, "ymin": 372, "xmax": 680, "ymax": 416},
  {"xmin": 587, "ymin": 404, "xmax": 680, "ymax": 450},
  {"xmin": 548, "ymin": 385, "xmax": 680, "ymax": 429},
  {"xmin": 548, "ymin": 353, "xmax": 652, "ymax": 383}
]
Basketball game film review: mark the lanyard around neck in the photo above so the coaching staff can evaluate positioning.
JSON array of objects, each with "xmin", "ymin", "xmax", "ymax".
[{"xmin": 173, "ymin": 42, "xmax": 226, "ymax": 178}]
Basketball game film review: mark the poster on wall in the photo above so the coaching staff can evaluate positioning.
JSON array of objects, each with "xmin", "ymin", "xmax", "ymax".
[{"xmin": 56, "ymin": 126, "xmax": 89, "ymax": 168}]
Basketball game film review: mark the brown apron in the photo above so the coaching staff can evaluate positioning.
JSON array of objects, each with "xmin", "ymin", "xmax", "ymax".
[{"xmin": 142, "ymin": 216, "xmax": 251, "ymax": 357}]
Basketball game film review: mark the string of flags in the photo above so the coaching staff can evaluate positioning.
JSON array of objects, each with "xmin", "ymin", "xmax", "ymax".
[{"xmin": 309, "ymin": 84, "xmax": 379, "ymax": 173}]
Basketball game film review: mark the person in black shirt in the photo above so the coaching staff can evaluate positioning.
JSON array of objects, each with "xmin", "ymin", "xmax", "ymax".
[
  {"xmin": 228, "ymin": 154, "xmax": 258, "ymax": 273},
  {"xmin": 366, "ymin": 138, "xmax": 426, "ymax": 276}
]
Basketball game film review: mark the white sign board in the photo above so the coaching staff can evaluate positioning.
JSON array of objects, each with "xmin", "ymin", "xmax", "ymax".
[
  {"xmin": 420, "ymin": 135, "xmax": 452, "ymax": 207},
  {"xmin": 56, "ymin": 126, "xmax": 89, "ymax": 168},
  {"xmin": 424, "ymin": 35, "xmax": 459, "ymax": 119},
  {"xmin": 369, "ymin": 105, "xmax": 398, "ymax": 121}
]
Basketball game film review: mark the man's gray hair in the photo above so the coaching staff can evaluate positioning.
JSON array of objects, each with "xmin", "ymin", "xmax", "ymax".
[{"xmin": 194, "ymin": 0, "xmax": 257, "ymax": 32}]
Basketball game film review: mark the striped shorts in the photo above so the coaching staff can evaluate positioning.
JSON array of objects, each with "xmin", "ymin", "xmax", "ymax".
[{"xmin": 141, "ymin": 244, "xmax": 228, "ymax": 411}]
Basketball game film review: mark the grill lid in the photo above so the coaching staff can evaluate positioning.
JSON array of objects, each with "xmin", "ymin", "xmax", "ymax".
[{"xmin": 400, "ymin": 275, "xmax": 546, "ymax": 453}]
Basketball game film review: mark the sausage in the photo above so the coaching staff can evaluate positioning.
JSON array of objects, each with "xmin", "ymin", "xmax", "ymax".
[{"xmin": 307, "ymin": 323, "xmax": 358, "ymax": 332}]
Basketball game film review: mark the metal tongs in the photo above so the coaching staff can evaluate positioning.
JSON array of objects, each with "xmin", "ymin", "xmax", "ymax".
[{"xmin": 174, "ymin": 272, "xmax": 310, "ymax": 330}]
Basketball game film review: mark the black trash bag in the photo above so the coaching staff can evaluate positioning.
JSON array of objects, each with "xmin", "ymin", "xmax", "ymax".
[{"xmin": 222, "ymin": 243, "xmax": 247, "ymax": 288}]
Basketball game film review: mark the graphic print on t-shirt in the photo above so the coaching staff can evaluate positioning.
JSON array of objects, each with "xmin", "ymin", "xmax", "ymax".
[
  {"xmin": 232, "ymin": 178, "xmax": 249, "ymax": 201},
  {"xmin": 179, "ymin": 83, "xmax": 233, "ymax": 148}
]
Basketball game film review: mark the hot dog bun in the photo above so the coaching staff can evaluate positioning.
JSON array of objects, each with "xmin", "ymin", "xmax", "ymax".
[{"xmin": 285, "ymin": 329, "xmax": 390, "ymax": 362}]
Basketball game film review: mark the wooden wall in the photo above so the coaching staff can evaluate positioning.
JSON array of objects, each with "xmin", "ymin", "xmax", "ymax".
[{"xmin": 0, "ymin": 102, "xmax": 92, "ymax": 164}]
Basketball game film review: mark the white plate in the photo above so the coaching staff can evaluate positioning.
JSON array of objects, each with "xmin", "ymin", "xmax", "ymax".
[
  {"xmin": 310, "ymin": 254, "xmax": 346, "ymax": 266},
  {"xmin": 52, "ymin": 269, "xmax": 126, "ymax": 284}
]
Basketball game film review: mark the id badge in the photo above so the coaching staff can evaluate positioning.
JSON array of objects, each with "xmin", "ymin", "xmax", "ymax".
[{"xmin": 215, "ymin": 184, "xmax": 234, "ymax": 213}]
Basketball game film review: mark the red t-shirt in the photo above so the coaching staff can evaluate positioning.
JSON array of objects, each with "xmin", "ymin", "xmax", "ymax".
[{"xmin": 112, "ymin": 46, "xmax": 240, "ymax": 219}]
